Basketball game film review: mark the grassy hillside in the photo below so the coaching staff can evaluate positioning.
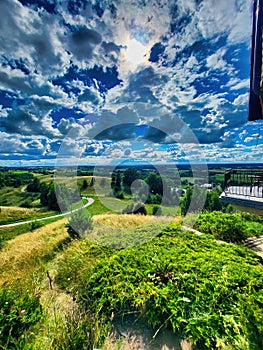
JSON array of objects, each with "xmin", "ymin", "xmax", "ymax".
[
  {"xmin": 0, "ymin": 219, "xmax": 68, "ymax": 287},
  {"xmin": 1, "ymin": 212, "xmax": 262, "ymax": 350}
]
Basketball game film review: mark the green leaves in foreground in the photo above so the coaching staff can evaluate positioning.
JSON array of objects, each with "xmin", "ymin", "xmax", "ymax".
[
  {"xmin": 56, "ymin": 224, "xmax": 263, "ymax": 350},
  {"xmin": 0, "ymin": 284, "xmax": 42, "ymax": 348}
]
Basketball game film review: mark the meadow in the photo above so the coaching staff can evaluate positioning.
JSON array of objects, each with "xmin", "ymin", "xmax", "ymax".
[{"xmin": 0, "ymin": 168, "xmax": 263, "ymax": 349}]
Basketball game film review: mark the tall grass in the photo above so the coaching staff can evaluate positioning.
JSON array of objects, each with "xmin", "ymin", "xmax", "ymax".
[
  {"xmin": 0, "ymin": 206, "xmax": 57, "ymax": 225},
  {"xmin": 0, "ymin": 219, "xmax": 68, "ymax": 287}
]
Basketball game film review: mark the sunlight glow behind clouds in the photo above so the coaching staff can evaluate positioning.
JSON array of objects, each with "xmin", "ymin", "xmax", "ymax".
[
  {"xmin": 125, "ymin": 38, "xmax": 149, "ymax": 67},
  {"xmin": 0, "ymin": 0, "xmax": 261, "ymax": 166}
]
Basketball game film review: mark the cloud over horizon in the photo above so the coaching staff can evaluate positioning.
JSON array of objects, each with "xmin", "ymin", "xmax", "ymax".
[{"xmin": 0, "ymin": 0, "xmax": 261, "ymax": 166}]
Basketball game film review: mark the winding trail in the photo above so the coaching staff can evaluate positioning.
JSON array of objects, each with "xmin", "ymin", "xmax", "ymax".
[{"xmin": 0, "ymin": 197, "xmax": 94, "ymax": 228}]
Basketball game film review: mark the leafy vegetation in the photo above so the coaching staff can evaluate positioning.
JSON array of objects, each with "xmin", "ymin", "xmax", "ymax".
[
  {"xmin": 193, "ymin": 211, "xmax": 263, "ymax": 243},
  {"xmin": 0, "ymin": 284, "xmax": 42, "ymax": 348},
  {"xmin": 122, "ymin": 201, "xmax": 147, "ymax": 215},
  {"xmin": 0, "ymin": 171, "xmax": 34, "ymax": 189},
  {"xmin": 56, "ymin": 222, "xmax": 263, "ymax": 350},
  {"xmin": 67, "ymin": 208, "xmax": 93, "ymax": 239},
  {"xmin": 0, "ymin": 167, "xmax": 263, "ymax": 349}
]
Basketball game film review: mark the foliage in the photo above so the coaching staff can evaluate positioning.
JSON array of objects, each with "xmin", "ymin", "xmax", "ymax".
[
  {"xmin": 180, "ymin": 186, "xmax": 226, "ymax": 215},
  {"xmin": 194, "ymin": 211, "xmax": 263, "ymax": 242},
  {"xmin": 67, "ymin": 209, "xmax": 93, "ymax": 239},
  {"xmin": 56, "ymin": 225, "xmax": 263, "ymax": 350},
  {"xmin": 145, "ymin": 171, "xmax": 163, "ymax": 195},
  {"xmin": 123, "ymin": 168, "xmax": 140, "ymax": 187},
  {"xmin": 0, "ymin": 171, "xmax": 34, "ymax": 189},
  {"xmin": 111, "ymin": 170, "xmax": 122, "ymax": 195},
  {"xmin": 146, "ymin": 193, "xmax": 162, "ymax": 204},
  {"xmin": 239, "ymin": 211, "xmax": 263, "ymax": 224},
  {"xmin": 180, "ymin": 186, "xmax": 193, "ymax": 215},
  {"xmin": 0, "ymin": 284, "xmax": 42, "ymax": 348},
  {"xmin": 115, "ymin": 191, "xmax": 124, "ymax": 199},
  {"xmin": 39, "ymin": 182, "xmax": 49, "ymax": 206},
  {"xmin": 90, "ymin": 177, "xmax": 95, "ymax": 187},
  {"xmin": 26, "ymin": 177, "xmax": 41, "ymax": 193},
  {"xmin": 152, "ymin": 205, "xmax": 162, "ymax": 216},
  {"xmin": 42, "ymin": 182, "xmax": 79, "ymax": 212},
  {"xmin": 193, "ymin": 211, "xmax": 246, "ymax": 243},
  {"xmin": 122, "ymin": 202, "xmax": 147, "ymax": 215},
  {"xmin": 82, "ymin": 179, "xmax": 88, "ymax": 189},
  {"xmin": 204, "ymin": 189, "xmax": 222, "ymax": 211},
  {"xmin": 30, "ymin": 219, "xmax": 45, "ymax": 231},
  {"xmin": 50, "ymin": 305, "xmax": 109, "ymax": 350}
]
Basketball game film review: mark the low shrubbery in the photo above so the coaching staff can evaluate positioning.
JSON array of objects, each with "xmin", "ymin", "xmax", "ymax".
[
  {"xmin": 122, "ymin": 202, "xmax": 147, "ymax": 215},
  {"xmin": 193, "ymin": 211, "xmax": 263, "ymax": 243},
  {"xmin": 56, "ymin": 221, "xmax": 263, "ymax": 349}
]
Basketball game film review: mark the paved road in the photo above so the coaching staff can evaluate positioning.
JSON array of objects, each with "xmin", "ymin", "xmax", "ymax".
[{"xmin": 0, "ymin": 197, "xmax": 94, "ymax": 228}]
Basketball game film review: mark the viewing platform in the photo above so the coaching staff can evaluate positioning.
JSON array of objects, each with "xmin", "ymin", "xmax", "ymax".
[{"xmin": 220, "ymin": 170, "xmax": 263, "ymax": 215}]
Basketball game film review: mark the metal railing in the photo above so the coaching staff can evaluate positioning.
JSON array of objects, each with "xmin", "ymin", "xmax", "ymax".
[{"xmin": 224, "ymin": 169, "xmax": 263, "ymax": 198}]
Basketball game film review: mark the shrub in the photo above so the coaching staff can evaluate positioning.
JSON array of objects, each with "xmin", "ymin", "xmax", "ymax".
[
  {"xmin": 115, "ymin": 191, "xmax": 124, "ymax": 199},
  {"xmin": 67, "ymin": 209, "xmax": 93, "ymax": 239},
  {"xmin": 152, "ymin": 205, "xmax": 162, "ymax": 216},
  {"xmin": 30, "ymin": 219, "xmax": 44, "ymax": 231},
  {"xmin": 193, "ymin": 211, "xmax": 248, "ymax": 243},
  {"xmin": 57, "ymin": 229, "xmax": 263, "ymax": 350},
  {"xmin": 122, "ymin": 202, "xmax": 147, "ymax": 215}
]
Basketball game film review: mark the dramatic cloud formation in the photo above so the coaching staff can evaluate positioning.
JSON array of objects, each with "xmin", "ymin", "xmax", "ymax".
[{"xmin": 0, "ymin": 0, "xmax": 261, "ymax": 166}]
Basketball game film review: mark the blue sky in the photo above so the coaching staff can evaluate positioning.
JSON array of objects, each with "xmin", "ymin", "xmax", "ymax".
[{"xmin": 0, "ymin": 0, "xmax": 262, "ymax": 166}]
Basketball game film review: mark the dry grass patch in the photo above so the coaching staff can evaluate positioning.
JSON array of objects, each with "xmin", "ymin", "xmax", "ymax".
[
  {"xmin": 0, "ymin": 206, "xmax": 42, "ymax": 223},
  {"xmin": 89, "ymin": 214, "xmax": 182, "ymax": 248},
  {"xmin": 93, "ymin": 213, "xmax": 177, "ymax": 228},
  {"xmin": 0, "ymin": 219, "xmax": 68, "ymax": 286}
]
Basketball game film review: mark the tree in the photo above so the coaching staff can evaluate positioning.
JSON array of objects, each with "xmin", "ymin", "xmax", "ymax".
[
  {"xmin": 26, "ymin": 177, "xmax": 40, "ymax": 192},
  {"xmin": 180, "ymin": 186, "xmax": 193, "ymax": 216},
  {"xmin": 47, "ymin": 183, "xmax": 70, "ymax": 211},
  {"xmin": 145, "ymin": 172, "xmax": 162, "ymax": 195},
  {"xmin": 90, "ymin": 177, "xmax": 95, "ymax": 187},
  {"xmin": 115, "ymin": 170, "xmax": 122, "ymax": 190},
  {"xmin": 82, "ymin": 179, "xmax": 88, "ymax": 190},
  {"xmin": 204, "ymin": 190, "xmax": 222, "ymax": 212},
  {"xmin": 47, "ymin": 183, "xmax": 60, "ymax": 211},
  {"xmin": 40, "ymin": 182, "xmax": 49, "ymax": 206},
  {"xmin": 152, "ymin": 205, "xmax": 162, "ymax": 216},
  {"xmin": 100, "ymin": 178, "xmax": 106, "ymax": 187},
  {"xmin": 66, "ymin": 209, "xmax": 93, "ymax": 239},
  {"xmin": 123, "ymin": 168, "xmax": 140, "ymax": 187}
]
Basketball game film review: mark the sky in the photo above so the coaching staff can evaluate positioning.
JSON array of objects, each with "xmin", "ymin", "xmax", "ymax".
[{"xmin": 0, "ymin": 0, "xmax": 262, "ymax": 167}]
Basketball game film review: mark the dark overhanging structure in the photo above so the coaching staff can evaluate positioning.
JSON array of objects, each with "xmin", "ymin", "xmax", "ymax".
[
  {"xmin": 249, "ymin": 0, "xmax": 263, "ymax": 121},
  {"xmin": 220, "ymin": 2, "xmax": 263, "ymax": 214}
]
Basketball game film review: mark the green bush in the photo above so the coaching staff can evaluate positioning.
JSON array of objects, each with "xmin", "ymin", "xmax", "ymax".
[
  {"xmin": 193, "ymin": 211, "xmax": 249, "ymax": 243},
  {"xmin": 56, "ymin": 225, "xmax": 263, "ymax": 350},
  {"xmin": 30, "ymin": 219, "xmax": 44, "ymax": 231},
  {"xmin": 152, "ymin": 205, "xmax": 162, "ymax": 216},
  {"xmin": 0, "ymin": 284, "xmax": 42, "ymax": 348},
  {"xmin": 66, "ymin": 209, "xmax": 93, "ymax": 239},
  {"xmin": 122, "ymin": 202, "xmax": 147, "ymax": 215}
]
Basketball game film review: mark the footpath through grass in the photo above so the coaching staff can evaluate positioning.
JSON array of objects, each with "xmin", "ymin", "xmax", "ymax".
[{"xmin": 1, "ymin": 213, "xmax": 263, "ymax": 350}]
